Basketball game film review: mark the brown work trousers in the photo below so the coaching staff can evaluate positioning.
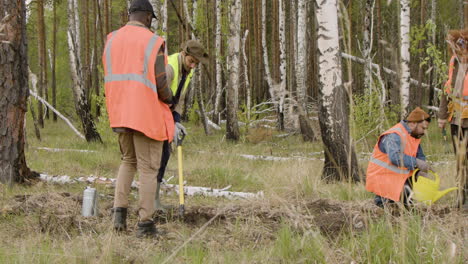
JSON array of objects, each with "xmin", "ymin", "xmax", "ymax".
[{"xmin": 113, "ymin": 131, "xmax": 163, "ymax": 222}]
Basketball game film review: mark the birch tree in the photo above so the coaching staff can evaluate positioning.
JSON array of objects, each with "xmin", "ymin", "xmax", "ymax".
[
  {"xmin": 399, "ymin": 0, "xmax": 411, "ymax": 117},
  {"xmin": 296, "ymin": 0, "xmax": 315, "ymax": 141},
  {"xmin": 67, "ymin": 0, "xmax": 102, "ymax": 142},
  {"xmin": 213, "ymin": 0, "xmax": 223, "ymax": 124},
  {"xmin": 226, "ymin": 0, "xmax": 241, "ymax": 141},
  {"xmin": 278, "ymin": 0, "xmax": 286, "ymax": 130},
  {"xmin": 316, "ymin": 0, "xmax": 361, "ymax": 182},
  {"xmin": 0, "ymin": 0, "xmax": 38, "ymax": 183}
]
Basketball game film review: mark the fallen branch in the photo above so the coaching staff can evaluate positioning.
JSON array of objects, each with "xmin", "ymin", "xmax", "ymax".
[
  {"xmin": 29, "ymin": 90, "xmax": 85, "ymax": 140},
  {"xmin": 38, "ymin": 174, "xmax": 263, "ymax": 200},
  {"xmin": 341, "ymin": 52, "xmax": 441, "ymax": 92},
  {"xmin": 35, "ymin": 147, "xmax": 97, "ymax": 153}
]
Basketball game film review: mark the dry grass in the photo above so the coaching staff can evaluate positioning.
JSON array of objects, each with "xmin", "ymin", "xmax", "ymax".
[{"xmin": 0, "ymin": 118, "xmax": 466, "ymax": 263}]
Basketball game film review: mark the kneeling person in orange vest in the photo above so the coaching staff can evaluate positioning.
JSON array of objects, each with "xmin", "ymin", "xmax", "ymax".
[
  {"xmin": 103, "ymin": 0, "xmax": 173, "ymax": 238},
  {"xmin": 366, "ymin": 107, "xmax": 432, "ymax": 208},
  {"xmin": 154, "ymin": 40, "xmax": 209, "ymax": 210}
]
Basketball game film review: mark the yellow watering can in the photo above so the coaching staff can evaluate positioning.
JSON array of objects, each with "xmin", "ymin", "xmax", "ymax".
[{"xmin": 411, "ymin": 169, "xmax": 458, "ymax": 205}]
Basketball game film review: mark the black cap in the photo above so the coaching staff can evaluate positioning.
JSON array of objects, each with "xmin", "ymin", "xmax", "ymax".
[{"xmin": 129, "ymin": 0, "xmax": 157, "ymax": 19}]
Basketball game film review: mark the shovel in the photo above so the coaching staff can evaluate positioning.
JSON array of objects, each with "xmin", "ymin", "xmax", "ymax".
[{"xmin": 176, "ymin": 131, "xmax": 186, "ymax": 218}]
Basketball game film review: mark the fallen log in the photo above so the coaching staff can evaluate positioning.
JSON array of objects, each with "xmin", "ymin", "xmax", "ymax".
[{"xmin": 38, "ymin": 174, "xmax": 263, "ymax": 200}]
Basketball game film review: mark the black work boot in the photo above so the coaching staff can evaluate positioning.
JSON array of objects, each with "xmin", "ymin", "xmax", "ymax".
[
  {"xmin": 112, "ymin": 207, "xmax": 127, "ymax": 231},
  {"xmin": 136, "ymin": 220, "xmax": 158, "ymax": 238}
]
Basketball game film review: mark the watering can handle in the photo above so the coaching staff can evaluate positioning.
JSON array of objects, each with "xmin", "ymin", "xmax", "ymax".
[{"xmin": 411, "ymin": 169, "xmax": 440, "ymax": 185}]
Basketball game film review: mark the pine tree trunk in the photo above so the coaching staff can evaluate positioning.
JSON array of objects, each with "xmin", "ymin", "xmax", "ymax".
[
  {"xmin": 67, "ymin": 0, "xmax": 102, "ymax": 143},
  {"xmin": 316, "ymin": 0, "xmax": 361, "ymax": 182},
  {"xmin": 399, "ymin": 0, "xmax": 411, "ymax": 117},
  {"xmin": 52, "ymin": 0, "xmax": 58, "ymax": 121},
  {"xmin": 296, "ymin": 0, "xmax": 315, "ymax": 141},
  {"xmin": 463, "ymin": 0, "xmax": 467, "ymax": 28},
  {"xmin": 0, "ymin": 0, "xmax": 39, "ymax": 184},
  {"xmin": 226, "ymin": 0, "xmax": 241, "ymax": 141},
  {"xmin": 37, "ymin": 0, "xmax": 46, "ymax": 127}
]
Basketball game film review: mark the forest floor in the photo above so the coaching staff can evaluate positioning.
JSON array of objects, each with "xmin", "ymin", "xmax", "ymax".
[{"xmin": 0, "ymin": 117, "xmax": 466, "ymax": 263}]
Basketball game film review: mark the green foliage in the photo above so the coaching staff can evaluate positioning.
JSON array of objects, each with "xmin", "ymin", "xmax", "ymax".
[
  {"xmin": 273, "ymin": 225, "xmax": 327, "ymax": 263},
  {"xmin": 351, "ymin": 91, "xmax": 399, "ymax": 141}
]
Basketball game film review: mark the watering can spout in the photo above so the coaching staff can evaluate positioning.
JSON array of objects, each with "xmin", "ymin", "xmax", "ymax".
[{"xmin": 433, "ymin": 187, "xmax": 458, "ymax": 203}]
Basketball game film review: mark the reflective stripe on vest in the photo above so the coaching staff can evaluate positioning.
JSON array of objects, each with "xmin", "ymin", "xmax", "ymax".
[
  {"xmin": 369, "ymin": 157, "xmax": 410, "ymax": 174},
  {"xmin": 104, "ymin": 31, "xmax": 161, "ymax": 94},
  {"xmin": 168, "ymin": 53, "xmax": 193, "ymax": 96}
]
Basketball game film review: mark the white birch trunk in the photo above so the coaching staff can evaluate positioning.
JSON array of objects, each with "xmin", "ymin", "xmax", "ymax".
[
  {"xmin": 226, "ymin": 0, "xmax": 241, "ymax": 140},
  {"xmin": 296, "ymin": 0, "xmax": 307, "ymax": 110},
  {"xmin": 242, "ymin": 30, "xmax": 251, "ymax": 121},
  {"xmin": 316, "ymin": 0, "xmax": 360, "ymax": 181},
  {"xmin": 150, "ymin": 0, "xmax": 161, "ymax": 32},
  {"xmin": 363, "ymin": 0, "xmax": 375, "ymax": 94},
  {"xmin": 162, "ymin": 0, "xmax": 167, "ymax": 38},
  {"xmin": 67, "ymin": 0, "xmax": 101, "ymax": 142},
  {"xmin": 183, "ymin": 0, "xmax": 196, "ymax": 39},
  {"xmin": 278, "ymin": 0, "xmax": 287, "ymax": 129},
  {"xmin": 399, "ymin": 0, "xmax": 411, "ymax": 117},
  {"xmin": 214, "ymin": 0, "xmax": 223, "ymax": 124}
]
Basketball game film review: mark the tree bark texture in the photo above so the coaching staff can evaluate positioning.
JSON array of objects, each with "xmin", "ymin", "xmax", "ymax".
[
  {"xmin": 0, "ymin": 0, "xmax": 38, "ymax": 184},
  {"xmin": 316, "ymin": 0, "xmax": 361, "ymax": 182},
  {"xmin": 37, "ymin": 0, "xmax": 47, "ymax": 126},
  {"xmin": 296, "ymin": 0, "xmax": 315, "ymax": 141},
  {"xmin": 226, "ymin": 0, "xmax": 241, "ymax": 141},
  {"xmin": 399, "ymin": 0, "xmax": 411, "ymax": 117},
  {"xmin": 67, "ymin": 0, "xmax": 102, "ymax": 142}
]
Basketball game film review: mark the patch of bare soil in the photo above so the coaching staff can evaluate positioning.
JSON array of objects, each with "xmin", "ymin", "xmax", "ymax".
[{"xmin": 1, "ymin": 192, "xmax": 466, "ymax": 240}]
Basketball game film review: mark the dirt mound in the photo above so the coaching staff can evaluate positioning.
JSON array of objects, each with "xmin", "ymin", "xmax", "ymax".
[{"xmin": 2, "ymin": 193, "xmax": 464, "ymax": 240}]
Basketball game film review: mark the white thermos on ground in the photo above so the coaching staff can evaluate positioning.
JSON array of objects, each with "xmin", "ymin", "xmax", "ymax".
[{"xmin": 82, "ymin": 186, "xmax": 98, "ymax": 217}]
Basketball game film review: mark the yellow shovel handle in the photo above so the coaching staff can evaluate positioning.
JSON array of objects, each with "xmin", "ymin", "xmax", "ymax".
[{"xmin": 178, "ymin": 145, "xmax": 184, "ymax": 206}]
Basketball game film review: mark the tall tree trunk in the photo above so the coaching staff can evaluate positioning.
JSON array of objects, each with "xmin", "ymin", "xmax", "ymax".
[
  {"xmin": 399, "ymin": 0, "xmax": 411, "ymax": 117},
  {"xmin": 242, "ymin": 30, "xmax": 251, "ymax": 122},
  {"xmin": 162, "ymin": 0, "xmax": 168, "ymax": 37},
  {"xmin": 52, "ymin": 0, "xmax": 58, "ymax": 122},
  {"xmin": 28, "ymin": 70, "xmax": 41, "ymax": 140},
  {"xmin": 427, "ymin": 0, "xmax": 437, "ymax": 107},
  {"xmin": 213, "ymin": 0, "xmax": 223, "ymax": 124},
  {"xmin": 93, "ymin": 0, "xmax": 101, "ymax": 117},
  {"xmin": 277, "ymin": 0, "xmax": 286, "ymax": 131},
  {"xmin": 150, "ymin": 0, "xmax": 161, "ymax": 31},
  {"xmin": 416, "ymin": 0, "xmax": 426, "ymax": 107},
  {"xmin": 226, "ymin": 0, "xmax": 241, "ymax": 141},
  {"xmin": 83, "ymin": 0, "xmax": 91, "ymax": 103},
  {"xmin": 296, "ymin": 0, "xmax": 315, "ymax": 141},
  {"xmin": 0, "ymin": 0, "xmax": 38, "ymax": 184},
  {"xmin": 37, "ymin": 0, "xmax": 47, "ymax": 126},
  {"xmin": 194, "ymin": 68, "xmax": 211, "ymax": 135},
  {"xmin": 67, "ymin": 0, "xmax": 102, "ymax": 142},
  {"xmin": 363, "ymin": 0, "xmax": 374, "ymax": 94},
  {"xmin": 316, "ymin": 0, "xmax": 361, "ymax": 182}
]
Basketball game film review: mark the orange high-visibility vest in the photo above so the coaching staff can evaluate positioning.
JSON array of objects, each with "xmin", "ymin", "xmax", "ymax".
[
  {"xmin": 102, "ymin": 24, "xmax": 174, "ymax": 142},
  {"xmin": 445, "ymin": 55, "xmax": 468, "ymax": 121},
  {"xmin": 366, "ymin": 122, "xmax": 421, "ymax": 201}
]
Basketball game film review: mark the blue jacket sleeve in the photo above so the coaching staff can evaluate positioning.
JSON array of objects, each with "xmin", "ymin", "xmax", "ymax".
[
  {"xmin": 378, "ymin": 133, "xmax": 418, "ymax": 170},
  {"xmin": 172, "ymin": 111, "xmax": 181, "ymax": 123}
]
